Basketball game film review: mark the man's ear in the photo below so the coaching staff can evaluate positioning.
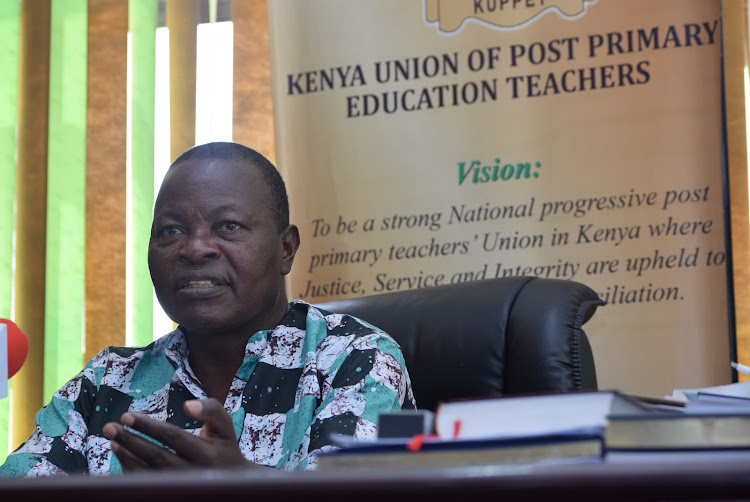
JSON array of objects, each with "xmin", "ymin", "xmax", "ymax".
[{"xmin": 280, "ymin": 224, "xmax": 300, "ymax": 275}]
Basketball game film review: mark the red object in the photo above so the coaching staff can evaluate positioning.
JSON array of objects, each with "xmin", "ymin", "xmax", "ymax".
[
  {"xmin": 406, "ymin": 434, "xmax": 439, "ymax": 452},
  {"xmin": 1, "ymin": 319, "xmax": 29, "ymax": 378}
]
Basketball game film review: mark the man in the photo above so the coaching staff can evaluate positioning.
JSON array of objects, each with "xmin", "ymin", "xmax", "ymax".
[{"xmin": 0, "ymin": 142, "xmax": 415, "ymax": 476}]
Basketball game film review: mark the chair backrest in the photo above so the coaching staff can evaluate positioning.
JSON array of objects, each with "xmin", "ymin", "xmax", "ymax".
[{"xmin": 316, "ymin": 276, "xmax": 604, "ymax": 411}]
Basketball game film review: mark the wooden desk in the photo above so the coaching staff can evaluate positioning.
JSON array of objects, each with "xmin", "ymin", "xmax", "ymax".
[{"xmin": 2, "ymin": 455, "xmax": 750, "ymax": 501}]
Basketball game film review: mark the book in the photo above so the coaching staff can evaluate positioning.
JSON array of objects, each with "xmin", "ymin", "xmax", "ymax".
[
  {"xmin": 606, "ymin": 448, "xmax": 750, "ymax": 464},
  {"xmin": 433, "ymin": 390, "xmax": 653, "ymax": 441},
  {"xmin": 692, "ymin": 392, "xmax": 750, "ymax": 407},
  {"xmin": 319, "ymin": 389, "xmax": 750, "ymax": 470},
  {"xmin": 316, "ymin": 432, "xmax": 604, "ymax": 471},
  {"xmin": 605, "ymin": 412, "xmax": 750, "ymax": 451},
  {"xmin": 627, "ymin": 394, "xmax": 686, "ymax": 412},
  {"xmin": 670, "ymin": 380, "xmax": 750, "ymax": 402},
  {"xmin": 667, "ymin": 380, "xmax": 750, "ymax": 412},
  {"xmin": 602, "ymin": 382, "xmax": 750, "ymax": 453}
]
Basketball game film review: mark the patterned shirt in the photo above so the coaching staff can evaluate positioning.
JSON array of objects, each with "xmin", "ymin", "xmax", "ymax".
[{"xmin": 0, "ymin": 300, "xmax": 416, "ymax": 477}]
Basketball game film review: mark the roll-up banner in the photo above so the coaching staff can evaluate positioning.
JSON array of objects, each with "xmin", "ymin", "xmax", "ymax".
[{"xmin": 268, "ymin": 0, "xmax": 729, "ymax": 396}]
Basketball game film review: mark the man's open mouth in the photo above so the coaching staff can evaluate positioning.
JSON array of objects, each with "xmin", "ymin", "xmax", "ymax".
[
  {"xmin": 182, "ymin": 280, "xmax": 220, "ymax": 289},
  {"xmin": 175, "ymin": 275, "xmax": 226, "ymax": 297}
]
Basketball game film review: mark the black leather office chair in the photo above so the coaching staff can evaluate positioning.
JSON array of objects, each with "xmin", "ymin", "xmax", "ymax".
[{"xmin": 317, "ymin": 276, "xmax": 604, "ymax": 411}]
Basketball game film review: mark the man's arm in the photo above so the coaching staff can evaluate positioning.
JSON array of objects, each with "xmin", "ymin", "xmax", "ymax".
[{"xmin": 0, "ymin": 372, "xmax": 94, "ymax": 477}]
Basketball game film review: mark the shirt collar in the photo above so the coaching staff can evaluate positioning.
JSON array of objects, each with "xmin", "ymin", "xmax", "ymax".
[{"xmin": 161, "ymin": 301, "xmax": 313, "ymax": 367}]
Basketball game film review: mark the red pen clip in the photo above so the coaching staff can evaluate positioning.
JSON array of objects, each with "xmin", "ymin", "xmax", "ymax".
[{"xmin": 406, "ymin": 433, "xmax": 439, "ymax": 452}]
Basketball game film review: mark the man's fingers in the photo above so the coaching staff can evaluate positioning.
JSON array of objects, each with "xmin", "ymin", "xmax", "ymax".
[
  {"xmin": 109, "ymin": 438, "xmax": 149, "ymax": 472},
  {"xmin": 183, "ymin": 398, "xmax": 237, "ymax": 441},
  {"xmin": 102, "ymin": 403, "xmax": 249, "ymax": 470},
  {"xmin": 120, "ymin": 412, "xmax": 199, "ymax": 451},
  {"xmin": 104, "ymin": 419, "xmax": 193, "ymax": 469},
  {"xmin": 103, "ymin": 423, "xmax": 194, "ymax": 470}
]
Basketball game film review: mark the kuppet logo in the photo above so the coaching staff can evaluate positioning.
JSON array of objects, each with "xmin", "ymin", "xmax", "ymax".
[{"xmin": 425, "ymin": 0, "xmax": 596, "ymax": 33}]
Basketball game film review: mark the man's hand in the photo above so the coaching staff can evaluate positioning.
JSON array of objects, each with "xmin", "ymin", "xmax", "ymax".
[{"xmin": 103, "ymin": 398, "xmax": 256, "ymax": 471}]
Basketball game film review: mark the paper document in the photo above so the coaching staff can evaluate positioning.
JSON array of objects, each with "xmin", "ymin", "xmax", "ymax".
[{"xmin": 670, "ymin": 381, "xmax": 750, "ymax": 402}]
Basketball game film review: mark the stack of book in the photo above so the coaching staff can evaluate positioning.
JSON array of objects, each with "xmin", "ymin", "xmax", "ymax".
[
  {"xmin": 604, "ymin": 380, "xmax": 750, "ymax": 463},
  {"xmin": 316, "ymin": 383, "xmax": 750, "ymax": 470}
]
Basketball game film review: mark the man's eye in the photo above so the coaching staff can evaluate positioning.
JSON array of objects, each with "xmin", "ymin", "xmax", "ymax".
[
  {"xmin": 160, "ymin": 226, "xmax": 181, "ymax": 237},
  {"xmin": 222, "ymin": 222, "xmax": 240, "ymax": 232}
]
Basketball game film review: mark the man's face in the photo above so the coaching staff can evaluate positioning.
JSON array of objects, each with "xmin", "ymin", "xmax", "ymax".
[{"xmin": 148, "ymin": 158, "xmax": 298, "ymax": 336}]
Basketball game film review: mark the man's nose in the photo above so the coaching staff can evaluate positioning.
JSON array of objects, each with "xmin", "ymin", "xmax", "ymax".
[{"xmin": 178, "ymin": 230, "xmax": 220, "ymax": 261}]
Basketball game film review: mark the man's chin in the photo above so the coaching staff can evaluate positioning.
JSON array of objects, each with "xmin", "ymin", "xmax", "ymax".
[
  {"xmin": 178, "ymin": 315, "xmax": 269, "ymax": 339},
  {"xmin": 176, "ymin": 320, "xmax": 229, "ymax": 335}
]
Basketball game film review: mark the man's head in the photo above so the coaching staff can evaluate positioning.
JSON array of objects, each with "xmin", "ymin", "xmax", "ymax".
[
  {"xmin": 169, "ymin": 142, "xmax": 290, "ymax": 233},
  {"xmin": 148, "ymin": 142, "xmax": 300, "ymax": 336}
]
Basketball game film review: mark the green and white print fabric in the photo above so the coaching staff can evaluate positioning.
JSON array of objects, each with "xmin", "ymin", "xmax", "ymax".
[{"xmin": 0, "ymin": 300, "xmax": 415, "ymax": 477}]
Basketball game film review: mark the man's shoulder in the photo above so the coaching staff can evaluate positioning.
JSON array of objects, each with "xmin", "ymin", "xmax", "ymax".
[
  {"xmin": 81, "ymin": 332, "xmax": 176, "ymax": 386},
  {"xmin": 286, "ymin": 300, "xmax": 415, "ymax": 407},
  {"xmin": 88, "ymin": 334, "xmax": 169, "ymax": 364},
  {"xmin": 287, "ymin": 300, "xmax": 407, "ymax": 362},
  {"xmin": 289, "ymin": 299, "xmax": 388, "ymax": 338}
]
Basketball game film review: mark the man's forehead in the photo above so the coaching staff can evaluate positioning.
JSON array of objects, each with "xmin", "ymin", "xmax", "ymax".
[
  {"xmin": 166, "ymin": 156, "xmax": 259, "ymax": 180},
  {"xmin": 158, "ymin": 158, "xmax": 266, "ymax": 195},
  {"xmin": 154, "ymin": 157, "xmax": 271, "ymax": 210}
]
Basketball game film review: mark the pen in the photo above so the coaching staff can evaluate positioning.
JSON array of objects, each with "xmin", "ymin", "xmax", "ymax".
[{"xmin": 731, "ymin": 361, "xmax": 750, "ymax": 374}]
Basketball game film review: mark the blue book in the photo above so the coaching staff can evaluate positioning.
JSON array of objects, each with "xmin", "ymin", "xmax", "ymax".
[{"xmin": 316, "ymin": 430, "xmax": 604, "ymax": 470}]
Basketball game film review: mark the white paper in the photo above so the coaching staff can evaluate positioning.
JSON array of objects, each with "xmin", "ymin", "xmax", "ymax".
[{"xmin": 670, "ymin": 380, "xmax": 750, "ymax": 402}]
